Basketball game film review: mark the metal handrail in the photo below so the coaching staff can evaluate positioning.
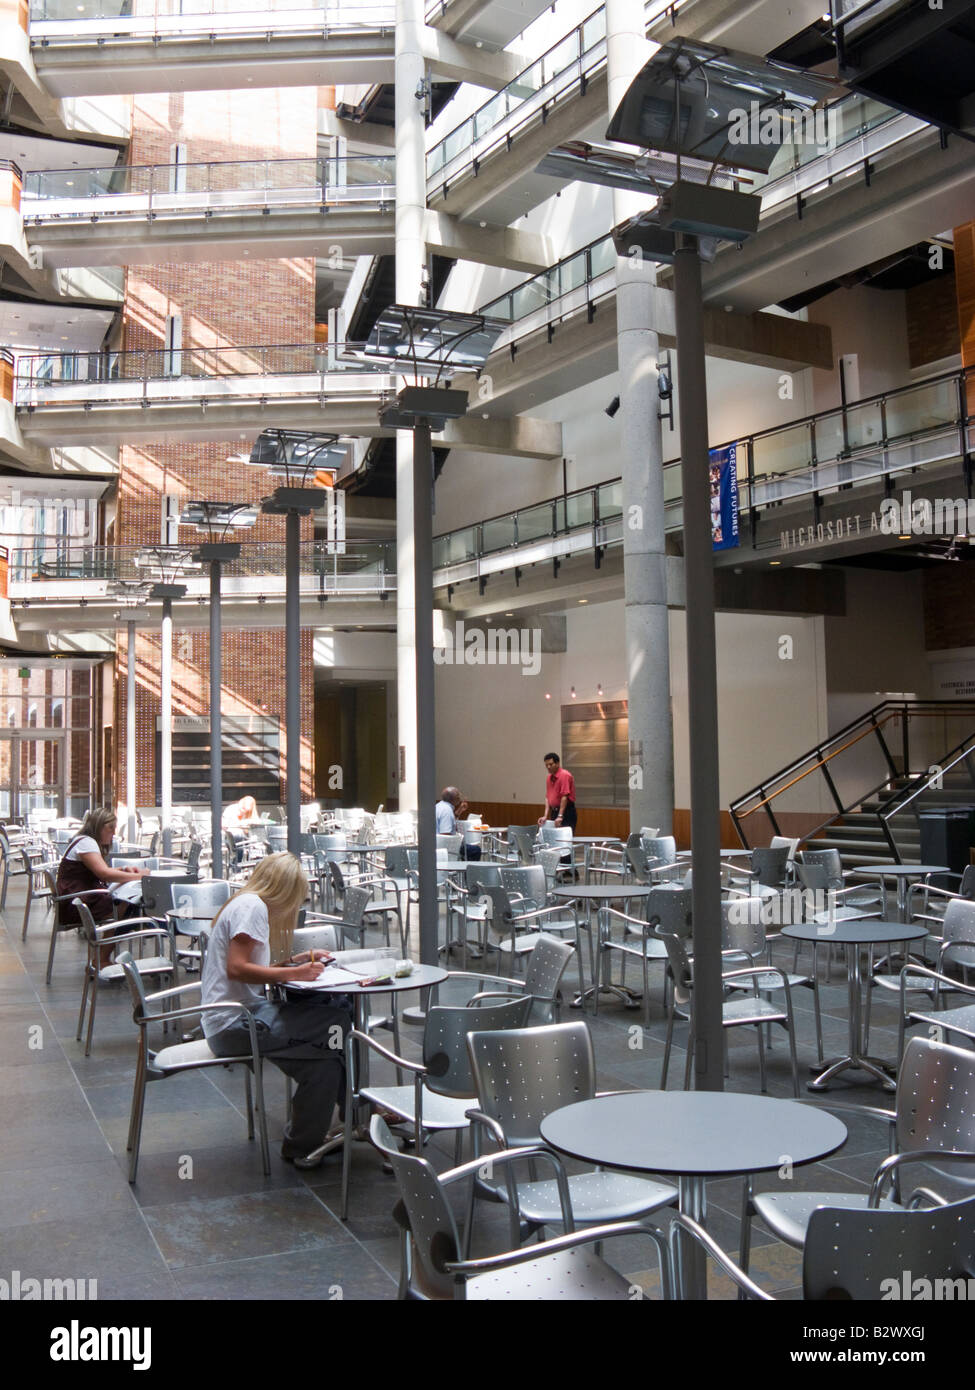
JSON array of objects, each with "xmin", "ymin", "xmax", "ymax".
[
  {"xmin": 730, "ymin": 700, "xmax": 975, "ymax": 852},
  {"xmin": 22, "ymin": 155, "xmax": 395, "ymax": 204},
  {"xmin": 29, "ymin": 0, "xmax": 395, "ymax": 27},
  {"xmin": 879, "ymin": 730, "xmax": 975, "ymax": 824}
]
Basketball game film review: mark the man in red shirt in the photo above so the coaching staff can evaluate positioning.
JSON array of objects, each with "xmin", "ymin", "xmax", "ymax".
[{"xmin": 538, "ymin": 752, "xmax": 578, "ymax": 830}]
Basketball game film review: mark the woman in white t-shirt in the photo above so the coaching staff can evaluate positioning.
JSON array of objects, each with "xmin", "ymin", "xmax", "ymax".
[
  {"xmin": 202, "ymin": 853, "xmax": 351, "ymax": 1169},
  {"xmin": 56, "ymin": 808, "xmax": 149, "ymax": 967}
]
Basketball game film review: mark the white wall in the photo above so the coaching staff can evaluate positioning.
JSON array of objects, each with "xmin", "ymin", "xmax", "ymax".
[
  {"xmin": 808, "ymin": 285, "xmax": 912, "ymax": 413},
  {"xmin": 432, "ymin": 597, "xmax": 831, "ymax": 814}
]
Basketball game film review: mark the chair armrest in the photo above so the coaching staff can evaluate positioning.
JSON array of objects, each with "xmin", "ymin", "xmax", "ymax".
[
  {"xmin": 466, "ymin": 989, "xmax": 523, "ymax": 1006},
  {"xmin": 440, "ymin": 1143, "xmax": 575, "ymax": 1232},
  {"xmin": 145, "ymin": 979, "xmax": 203, "ymax": 1005},
  {"xmin": 670, "ymin": 1214, "xmax": 772, "ymax": 1301},
  {"xmin": 509, "ymin": 904, "xmax": 576, "ymax": 925},
  {"xmin": 445, "ymin": 1219, "xmax": 669, "ymax": 1277},
  {"xmin": 346, "ymin": 1028, "xmax": 425, "ymax": 1092},
  {"xmin": 95, "ymin": 925, "xmax": 171, "ymax": 950},
  {"xmin": 721, "ymin": 964, "xmax": 791, "ymax": 991},
  {"xmin": 906, "ymin": 1187, "xmax": 949, "ymax": 1209},
  {"xmin": 869, "ymin": 1149, "xmax": 975, "ymax": 1206},
  {"xmin": 464, "ymin": 1109, "xmax": 507, "ymax": 1148},
  {"xmin": 902, "ymin": 963, "xmax": 975, "ymax": 997},
  {"xmin": 447, "ymin": 969, "xmax": 524, "ymax": 989}
]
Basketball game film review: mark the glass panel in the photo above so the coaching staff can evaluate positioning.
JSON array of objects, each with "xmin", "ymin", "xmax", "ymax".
[
  {"xmin": 543, "ymin": 32, "xmax": 579, "ymax": 84},
  {"xmin": 559, "ymin": 250, "xmax": 587, "ymax": 295},
  {"xmin": 885, "ymin": 379, "xmax": 959, "ymax": 437},
  {"xmin": 752, "ymin": 423, "xmax": 814, "ymax": 479},
  {"xmin": 511, "ymin": 275, "xmax": 553, "ymax": 319},
  {"xmin": 844, "ymin": 400, "xmax": 884, "ymax": 451},
  {"xmin": 814, "ymin": 411, "xmax": 846, "ymax": 463},
  {"xmin": 589, "ymin": 236, "xmax": 617, "ymax": 278},
  {"xmin": 473, "ymin": 94, "xmax": 505, "ymax": 142},
  {"xmin": 662, "ymin": 463, "xmax": 683, "ymax": 503},
  {"xmin": 565, "ymin": 492, "xmax": 594, "ymax": 528},
  {"xmin": 433, "ymin": 528, "xmax": 476, "ymax": 566},
  {"xmin": 581, "ymin": 9, "xmax": 606, "ymax": 52},
  {"xmin": 441, "ymin": 122, "xmax": 472, "ymax": 166},
  {"xmin": 508, "ymin": 61, "xmax": 542, "ymax": 102},
  {"xmin": 481, "ymin": 516, "xmax": 517, "ymax": 551},
  {"xmin": 517, "ymin": 502, "xmax": 555, "ymax": 543},
  {"xmin": 598, "ymin": 481, "xmax": 623, "ymax": 519}
]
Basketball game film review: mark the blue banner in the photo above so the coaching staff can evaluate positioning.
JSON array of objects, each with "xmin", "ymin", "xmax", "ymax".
[{"xmin": 710, "ymin": 443, "xmax": 740, "ymax": 551}]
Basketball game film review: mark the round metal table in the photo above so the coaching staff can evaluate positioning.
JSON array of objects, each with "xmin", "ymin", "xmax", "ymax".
[
  {"xmin": 848, "ymin": 864, "xmax": 949, "ymax": 922},
  {"xmin": 541, "ymin": 1090, "xmax": 847, "ymax": 1299},
  {"xmin": 781, "ymin": 919, "xmax": 928, "ymax": 1090},
  {"xmin": 552, "ymin": 884, "xmax": 656, "ymax": 1010}
]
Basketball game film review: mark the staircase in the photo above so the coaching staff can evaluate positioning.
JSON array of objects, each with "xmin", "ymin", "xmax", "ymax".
[{"xmin": 730, "ymin": 700, "xmax": 975, "ymax": 868}]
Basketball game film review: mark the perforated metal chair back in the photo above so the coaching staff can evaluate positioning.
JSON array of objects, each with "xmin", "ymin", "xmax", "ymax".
[
  {"xmin": 960, "ymin": 865, "xmax": 975, "ymax": 899},
  {"xmin": 117, "ymin": 948, "xmax": 152, "ymax": 1018},
  {"xmin": 170, "ymin": 879, "xmax": 232, "ymax": 925},
  {"xmin": 751, "ymin": 845, "xmax": 790, "ymax": 889},
  {"xmin": 370, "ymin": 1115, "xmax": 461, "ymax": 1301},
  {"xmin": 422, "ymin": 995, "xmax": 532, "ymax": 1100},
  {"xmin": 646, "ymin": 884, "xmax": 693, "ymax": 939},
  {"xmin": 385, "ymin": 845, "xmax": 411, "ymax": 878},
  {"xmin": 328, "ymin": 859, "xmax": 347, "ymax": 895},
  {"xmin": 73, "ymin": 898, "xmax": 103, "ymax": 947},
  {"xmin": 799, "ymin": 847, "xmax": 843, "ymax": 889},
  {"xmin": 467, "ymin": 863, "xmax": 502, "ymax": 894},
  {"xmin": 626, "ymin": 843, "xmax": 651, "ymax": 882},
  {"xmin": 540, "ymin": 824, "xmax": 572, "ymax": 849},
  {"xmin": 501, "ymin": 864, "xmax": 547, "ymax": 913},
  {"xmin": 508, "ymin": 826, "xmax": 537, "ymax": 865},
  {"xmin": 656, "ymin": 927, "xmax": 694, "ymax": 994},
  {"xmin": 721, "ymin": 897, "xmax": 767, "ymax": 959},
  {"xmin": 143, "ymin": 871, "xmax": 193, "ymax": 917},
  {"xmin": 644, "ymin": 835, "xmax": 677, "ymax": 866},
  {"xmin": 292, "ymin": 922, "xmax": 339, "ymax": 954},
  {"xmin": 803, "ymin": 1193, "xmax": 975, "ymax": 1300},
  {"xmin": 537, "ymin": 848, "xmax": 562, "ymax": 893},
  {"xmin": 341, "ymin": 884, "xmax": 372, "ymax": 929},
  {"xmin": 941, "ymin": 899, "xmax": 975, "ymax": 970},
  {"xmin": 522, "ymin": 935, "xmax": 575, "ymax": 1011},
  {"xmin": 794, "ymin": 861, "xmax": 829, "ymax": 897},
  {"xmin": 267, "ymin": 827, "xmax": 288, "ymax": 852},
  {"xmin": 436, "ymin": 833, "xmax": 462, "ymax": 856},
  {"xmin": 467, "ymin": 1020, "xmax": 596, "ymax": 1149},
  {"xmin": 894, "ymin": 1037, "xmax": 975, "ymax": 1180}
]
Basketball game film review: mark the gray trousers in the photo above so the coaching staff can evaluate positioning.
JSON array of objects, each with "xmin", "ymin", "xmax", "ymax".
[{"xmin": 209, "ymin": 998, "xmax": 351, "ymax": 1157}]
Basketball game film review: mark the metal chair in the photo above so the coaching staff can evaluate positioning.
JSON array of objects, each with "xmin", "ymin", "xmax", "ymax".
[
  {"xmin": 166, "ymin": 879, "xmax": 232, "ymax": 970},
  {"xmin": 596, "ymin": 883, "xmax": 693, "ymax": 1025},
  {"xmin": 445, "ymin": 863, "xmax": 503, "ymax": 965},
  {"xmin": 0, "ymin": 828, "xmax": 36, "ymax": 910},
  {"xmin": 457, "ymin": 933, "xmax": 576, "ymax": 1024},
  {"xmin": 495, "ymin": 865, "xmax": 578, "ymax": 970},
  {"xmin": 465, "ymin": 1021, "xmax": 678, "ymax": 1250},
  {"xmin": 675, "ymin": 1182, "xmax": 975, "ymax": 1301},
  {"xmin": 341, "ymin": 994, "xmax": 533, "ymax": 1219},
  {"xmin": 908, "ymin": 861, "xmax": 975, "ymax": 926},
  {"xmin": 116, "ymin": 950, "xmax": 269, "ymax": 1183},
  {"xmin": 43, "ymin": 869, "xmax": 116, "ymax": 986},
  {"xmin": 870, "ymin": 898, "xmax": 975, "ymax": 1057},
  {"xmin": 721, "ymin": 896, "xmax": 824, "ymax": 1064},
  {"xmin": 20, "ymin": 847, "xmax": 55, "ymax": 942},
  {"xmin": 739, "ymin": 1035, "xmax": 975, "ymax": 1277},
  {"xmin": 507, "ymin": 826, "xmax": 538, "ymax": 865},
  {"xmin": 370, "ymin": 1115, "xmax": 673, "ymax": 1301},
  {"xmin": 658, "ymin": 926, "xmax": 800, "ymax": 1095},
  {"xmin": 74, "ymin": 898, "xmax": 175, "ymax": 1057}
]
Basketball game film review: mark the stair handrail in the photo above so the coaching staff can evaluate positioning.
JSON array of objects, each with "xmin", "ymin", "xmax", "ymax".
[
  {"xmin": 729, "ymin": 699, "xmax": 975, "ymax": 848},
  {"xmin": 878, "ymin": 729, "xmax": 975, "ymax": 827}
]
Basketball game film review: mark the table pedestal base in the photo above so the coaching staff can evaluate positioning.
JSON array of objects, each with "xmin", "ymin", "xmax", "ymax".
[
  {"xmin": 807, "ymin": 1054, "xmax": 896, "ymax": 1092},
  {"xmin": 677, "ymin": 1175, "xmax": 708, "ymax": 1300},
  {"xmin": 570, "ymin": 983, "xmax": 642, "ymax": 1010}
]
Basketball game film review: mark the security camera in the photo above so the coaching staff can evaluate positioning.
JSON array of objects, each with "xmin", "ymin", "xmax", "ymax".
[
  {"xmin": 657, "ymin": 368, "xmax": 672, "ymax": 400},
  {"xmin": 605, "ymin": 396, "xmax": 620, "ymax": 419}
]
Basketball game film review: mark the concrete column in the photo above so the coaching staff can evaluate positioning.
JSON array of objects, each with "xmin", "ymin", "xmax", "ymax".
[
  {"xmin": 394, "ymin": 0, "xmax": 427, "ymax": 814},
  {"xmin": 606, "ymin": 0, "xmax": 674, "ymax": 835}
]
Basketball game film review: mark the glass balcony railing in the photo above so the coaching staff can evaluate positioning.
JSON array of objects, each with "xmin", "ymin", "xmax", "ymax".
[
  {"xmin": 22, "ymin": 157, "xmax": 394, "ymax": 219},
  {"xmin": 10, "ymin": 366, "xmax": 974, "ymax": 598},
  {"xmin": 29, "ymin": 0, "xmax": 394, "ymax": 33}
]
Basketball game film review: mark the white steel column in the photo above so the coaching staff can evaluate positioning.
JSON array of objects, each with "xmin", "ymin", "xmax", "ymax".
[
  {"xmin": 126, "ymin": 619, "xmax": 137, "ymax": 847},
  {"xmin": 395, "ymin": 0, "xmax": 427, "ymax": 813},
  {"xmin": 607, "ymin": 0, "xmax": 674, "ymax": 834}
]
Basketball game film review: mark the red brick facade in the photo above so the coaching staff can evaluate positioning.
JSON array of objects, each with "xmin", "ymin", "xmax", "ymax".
[{"xmin": 113, "ymin": 88, "xmax": 318, "ymax": 807}]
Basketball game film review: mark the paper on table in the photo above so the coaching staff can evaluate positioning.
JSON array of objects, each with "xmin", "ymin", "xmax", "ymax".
[
  {"xmin": 111, "ymin": 880, "xmax": 143, "ymax": 904},
  {"xmin": 286, "ymin": 964, "xmax": 369, "ymax": 990}
]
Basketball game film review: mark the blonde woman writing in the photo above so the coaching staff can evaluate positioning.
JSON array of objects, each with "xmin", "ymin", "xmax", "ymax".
[{"xmin": 201, "ymin": 853, "xmax": 350, "ymax": 1169}]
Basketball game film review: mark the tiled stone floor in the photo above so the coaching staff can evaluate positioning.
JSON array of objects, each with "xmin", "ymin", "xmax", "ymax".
[{"xmin": 0, "ymin": 881, "xmax": 942, "ymax": 1300}]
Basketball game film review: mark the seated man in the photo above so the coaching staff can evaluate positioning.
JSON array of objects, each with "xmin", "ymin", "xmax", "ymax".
[{"xmin": 435, "ymin": 786, "xmax": 466, "ymax": 835}]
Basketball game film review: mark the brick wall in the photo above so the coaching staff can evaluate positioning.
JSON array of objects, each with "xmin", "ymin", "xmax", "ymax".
[
  {"xmin": 114, "ymin": 87, "xmax": 319, "ymax": 807},
  {"xmin": 923, "ymin": 563, "xmax": 975, "ymax": 651}
]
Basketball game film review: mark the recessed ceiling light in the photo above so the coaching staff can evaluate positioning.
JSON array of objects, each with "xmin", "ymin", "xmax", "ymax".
[
  {"xmin": 770, "ymin": 560, "xmax": 781, "ymax": 566},
  {"xmin": 504, "ymin": 611, "xmax": 513, "ymax": 617},
  {"xmin": 578, "ymin": 598, "xmax": 588, "ymax": 604}
]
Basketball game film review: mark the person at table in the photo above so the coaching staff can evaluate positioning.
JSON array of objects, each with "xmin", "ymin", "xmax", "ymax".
[
  {"xmin": 537, "ymin": 752, "xmax": 578, "ymax": 831},
  {"xmin": 222, "ymin": 795, "xmax": 260, "ymax": 864},
  {"xmin": 435, "ymin": 787, "xmax": 468, "ymax": 835},
  {"xmin": 56, "ymin": 808, "xmax": 149, "ymax": 966},
  {"xmin": 201, "ymin": 852, "xmax": 351, "ymax": 1170}
]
